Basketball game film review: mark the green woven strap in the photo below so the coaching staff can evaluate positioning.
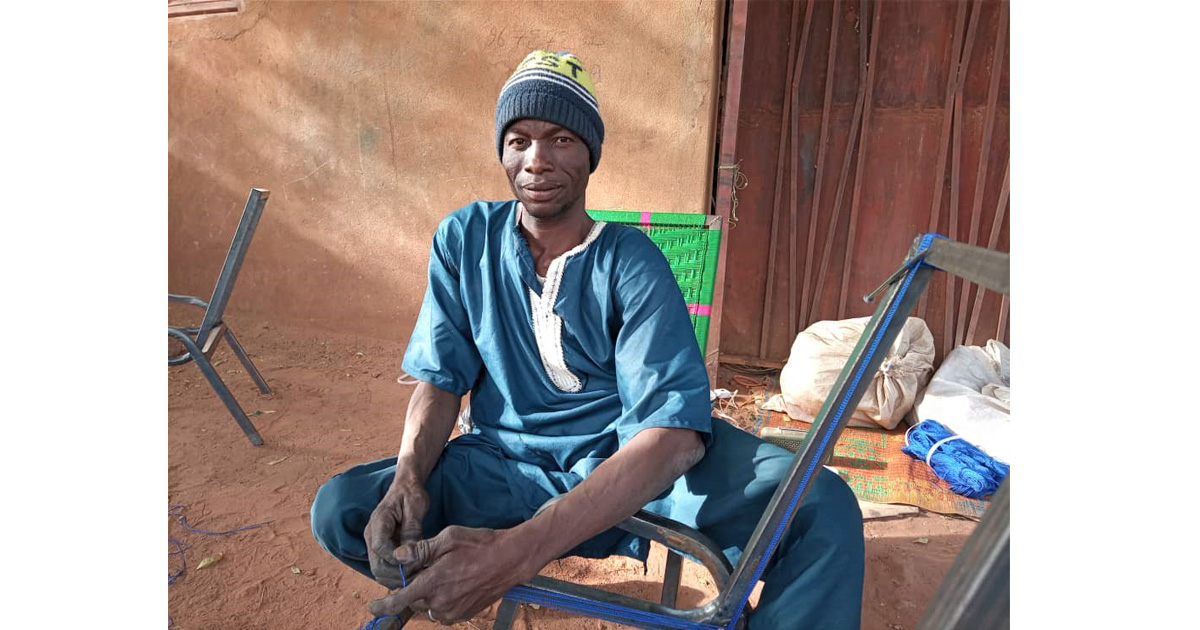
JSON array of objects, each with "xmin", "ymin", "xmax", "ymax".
[{"xmin": 586, "ymin": 210, "xmax": 722, "ymax": 351}]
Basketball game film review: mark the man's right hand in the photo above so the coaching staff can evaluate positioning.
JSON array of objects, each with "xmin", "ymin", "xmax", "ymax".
[{"xmin": 364, "ymin": 474, "xmax": 430, "ymax": 589}]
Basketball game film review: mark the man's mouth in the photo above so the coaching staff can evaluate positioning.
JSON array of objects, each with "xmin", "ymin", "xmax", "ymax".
[{"xmin": 522, "ymin": 184, "xmax": 561, "ymax": 202}]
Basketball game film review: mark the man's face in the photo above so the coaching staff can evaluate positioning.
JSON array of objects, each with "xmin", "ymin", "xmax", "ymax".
[{"xmin": 502, "ymin": 119, "xmax": 591, "ymax": 220}]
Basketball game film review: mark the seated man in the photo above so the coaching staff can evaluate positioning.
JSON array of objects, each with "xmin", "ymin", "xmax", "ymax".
[{"xmin": 311, "ymin": 50, "xmax": 864, "ymax": 629}]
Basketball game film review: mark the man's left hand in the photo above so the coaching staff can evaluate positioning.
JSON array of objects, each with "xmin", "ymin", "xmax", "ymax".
[{"xmin": 367, "ymin": 525, "xmax": 535, "ymax": 625}]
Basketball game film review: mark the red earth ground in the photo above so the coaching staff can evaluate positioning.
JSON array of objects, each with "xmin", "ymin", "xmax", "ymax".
[{"xmin": 167, "ymin": 317, "xmax": 977, "ymax": 630}]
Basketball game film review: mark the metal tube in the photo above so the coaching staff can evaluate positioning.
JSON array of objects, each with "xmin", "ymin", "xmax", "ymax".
[
  {"xmin": 617, "ymin": 509, "xmax": 733, "ymax": 590},
  {"xmin": 522, "ymin": 574, "xmax": 722, "ymax": 623},
  {"xmin": 168, "ymin": 293, "xmax": 210, "ymax": 309},
  {"xmin": 167, "ymin": 327, "xmax": 264, "ymax": 446},
  {"xmin": 788, "ymin": 0, "xmax": 817, "ymax": 338},
  {"xmin": 809, "ymin": 0, "xmax": 870, "ymax": 327},
  {"xmin": 917, "ymin": 0, "xmax": 969, "ymax": 320},
  {"xmin": 924, "ymin": 238, "xmax": 1010, "ymax": 296},
  {"xmin": 758, "ymin": 0, "xmax": 805, "ymax": 358},
  {"xmin": 799, "ymin": 0, "xmax": 841, "ymax": 330},
  {"xmin": 965, "ymin": 159, "xmax": 1010, "ymax": 345},
  {"xmin": 943, "ymin": 0, "xmax": 982, "ymax": 360},
  {"xmin": 955, "ymin": 6, "xmax": 1008, "ymax": 347},
  {"xmin": 837, "ymin": 0, "xmax": 883, "ymax": 320},
  {"xmin": 661, "ymin": 552, "xmax": 683, "ymax": 608},
  {"xmin": 492, "ymin": 599, "xmax": 519, "ymax": 630},
  {"xmin": 224, "ymin": 328, "xmax": 273, "ymax": 395},
  {"xmin": 198, "ymin": 188, "xmax": 270, "ymax": 348},
  {"xmin": 717, "ymin": 234, "xmax": 935, "ymax": 625},
  {"xmin": 995, "ymin": 294, "xmax": 1008, "ymax": 342},
  {"xmin": 706, "ymin": 0, "xmax": 750, "ymax": 383}
]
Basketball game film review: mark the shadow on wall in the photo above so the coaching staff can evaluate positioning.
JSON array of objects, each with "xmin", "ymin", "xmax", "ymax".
[
  {"xmin": 168, "ymin": 151, "xmax": 421, "ymax": 342},
  {"xmin": 168, "ymin": 0, "xmax": 720, "ymax": 342}
]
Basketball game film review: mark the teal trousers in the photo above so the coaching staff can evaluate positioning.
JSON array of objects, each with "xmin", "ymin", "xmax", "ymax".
[{"xmin": 311, "ymin": 419, "xmax": 864, "ymax": 629}]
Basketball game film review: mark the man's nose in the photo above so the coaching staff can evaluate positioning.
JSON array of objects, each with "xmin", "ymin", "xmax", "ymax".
[{"xmin": 524, "ymin": 140, "xmax": 552, "ymax": 173}]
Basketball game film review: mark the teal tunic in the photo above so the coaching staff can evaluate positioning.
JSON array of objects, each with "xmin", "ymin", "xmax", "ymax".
[{"xmin": 401, "ymin": 200, "xmax": 713, "ymax": 512}]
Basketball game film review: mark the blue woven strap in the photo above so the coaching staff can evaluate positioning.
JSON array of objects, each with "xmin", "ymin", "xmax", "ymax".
[{"xmin": 911, "ymin": 233, "xmax": 948, "ymax": 271}]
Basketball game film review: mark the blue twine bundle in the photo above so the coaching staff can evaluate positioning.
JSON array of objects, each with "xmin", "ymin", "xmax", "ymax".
[
  {"xmin": 167, "ymin": 504, "xmax": 272, "ymax": 586},
  {"xmin": 360, "ymin": 564, "xmax": 408, "ymax": 630},
  {"xmin": 902, "ymin": 420, "xmax": 1009, "ymax": 498}
]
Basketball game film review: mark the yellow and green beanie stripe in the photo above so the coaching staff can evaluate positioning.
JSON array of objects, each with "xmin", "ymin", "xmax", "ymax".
[{"xmin": 495, "ymin": 50, "xmax": 605, "ymax": 172}]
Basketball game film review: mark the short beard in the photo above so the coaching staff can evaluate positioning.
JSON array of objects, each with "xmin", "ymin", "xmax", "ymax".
[{"xmin": 519, "ymin": 199, "xmax": 575, "ymax": 222}]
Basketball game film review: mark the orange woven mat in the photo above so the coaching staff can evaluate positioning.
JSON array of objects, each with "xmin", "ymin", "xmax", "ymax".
[{"xmin": 756, "ymin": 406, "xmax": 990, "ymax": 519}]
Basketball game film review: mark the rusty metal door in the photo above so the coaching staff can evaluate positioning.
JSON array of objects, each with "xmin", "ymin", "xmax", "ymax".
[{"xmin": 713, "ymin": 0, "xmax": 1009, "ymax": 367}]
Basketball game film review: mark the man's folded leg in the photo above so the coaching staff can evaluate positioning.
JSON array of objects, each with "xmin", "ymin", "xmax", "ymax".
[
  {"xmin": 310, "ymin": 434, "xmax": 544, "ymax": 580},
  {"xmin": 642, "ymin": 418, "xmax": 865, "ymax": 630}
]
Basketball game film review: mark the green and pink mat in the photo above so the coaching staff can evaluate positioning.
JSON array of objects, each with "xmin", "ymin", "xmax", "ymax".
[{"xmin": 586, "ymin": 210, "xmax": 720, "ymax": 351}]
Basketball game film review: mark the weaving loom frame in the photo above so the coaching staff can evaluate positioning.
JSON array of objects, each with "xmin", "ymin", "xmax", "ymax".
[
  {"xmin": 485, "ymin": 234, "xmax": 1009, "ymax": 630},
  {"xmin": 585, "ymin": 210, "xmax": 723, "ymax": 352}
]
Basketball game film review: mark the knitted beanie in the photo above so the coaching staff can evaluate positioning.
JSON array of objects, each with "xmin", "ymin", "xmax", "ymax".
[{"xmin": 495, "ymin": 50, "xmax": 604, "ymax": 172}]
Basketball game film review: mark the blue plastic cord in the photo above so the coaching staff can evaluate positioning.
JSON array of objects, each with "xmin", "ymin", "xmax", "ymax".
[
  {"xmin": 169, "ymin": 504, "xmax": 272, "ymax": 536},
  {"xmin": 168, "ymin": 537, "xmax": 190, "ymax": 586},
  {"xmin": 167, "ymin": 505, "xmax": 271, "ymax": 586},
  {"xmin": 722, "ymin": 234, "xmax": 943, "ymax": 629},
  {"xmin": 168, "ymin": 504, "xmax": 273, "ymax": 628},
  {"xmin": 360, "ymin": 565, "xmax": 410, "ymax": 629},
  {"xmin": 360, "ymin": 614, "xmax": 404, "ymax": 630}
]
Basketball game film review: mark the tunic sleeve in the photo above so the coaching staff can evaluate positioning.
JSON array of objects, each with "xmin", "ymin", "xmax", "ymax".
[
  {"xmin": 611, "ymin": 240, "xmax": 713, "ymax": 448},
  {"xmin": 401, "ymin": 217, "xmax": 483, "ymax": 396}
]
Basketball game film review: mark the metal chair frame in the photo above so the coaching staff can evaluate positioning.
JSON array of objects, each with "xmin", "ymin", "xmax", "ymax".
[
  {"xmin": 486, "ymin": 235, "xmax": 1010, "ymax": 630},
  {"xmin": 168, "ymin": 188, "xmax": 272, "ymax": 446}
]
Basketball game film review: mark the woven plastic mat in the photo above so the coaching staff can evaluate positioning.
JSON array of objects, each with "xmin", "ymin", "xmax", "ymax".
[
  {"xmin": 752, "ymin": 391, "xmax": 990, "ymax": 519},
  {"xmin": 586, "ymin": 210, "xmax": 720, "ymax": 351}
]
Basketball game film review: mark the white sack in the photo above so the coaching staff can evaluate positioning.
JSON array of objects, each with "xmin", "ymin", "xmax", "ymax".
[
  {"xmin": 764, "ymin": 317, "xmax": 936, "ymax": 430},
  {"xmin": 913, "ymin": 339, "xmax": 1011, "ymax": 462}
]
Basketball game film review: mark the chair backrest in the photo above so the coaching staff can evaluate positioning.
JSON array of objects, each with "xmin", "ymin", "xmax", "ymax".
[
  {"xmin": 585, "ymin": 210, "xmax": 722, "ymax": 351},
  {"xmin": 197, "ymin": 188, "xmax": 270, "ymax": 347}
]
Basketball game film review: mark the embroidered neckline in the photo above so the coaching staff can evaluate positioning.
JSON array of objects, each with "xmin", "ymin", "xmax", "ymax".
[{"xmin": 528, "ymin": 220, "xmax": 606, "ymax": 392}]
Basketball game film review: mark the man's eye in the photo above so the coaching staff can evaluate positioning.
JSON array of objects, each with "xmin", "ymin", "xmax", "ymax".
[
  {"xmin": 509, "ymin": 138, "xmax": 528, "ymax": 147},
  {"xmin": 556, "ymin": 136, "xmax": 574, "ymax": 144}
]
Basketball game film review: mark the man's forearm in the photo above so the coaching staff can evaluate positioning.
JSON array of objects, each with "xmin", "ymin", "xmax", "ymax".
[
  {"xmin": 506, "ymin": 427, "xmax": 706, "ymax": 577},
  {"xmin": 394, "ymin": 381, "xmax": 461, "ymax": 484}
]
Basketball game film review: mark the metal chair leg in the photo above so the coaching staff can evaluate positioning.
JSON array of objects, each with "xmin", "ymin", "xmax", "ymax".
[
  {"xmin": 192, "ymin": 350, "xmax": 265, "ymax": 446},
  {"xmin": 661, "ymin": 551, "xmax": 683, "ymax": 608},
  {"xmin": 492, "ymin": 599, "xmax": 519, "ymax": 630},
  {"xmin": 170, "ymin": 329, "xmax": 264, "ymax": 446},
  {"xmin": 224, "ymin": 328, "xmax": 272, "ymax": 394}
]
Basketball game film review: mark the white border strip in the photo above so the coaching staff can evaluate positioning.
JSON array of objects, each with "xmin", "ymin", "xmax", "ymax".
[{"xmin": 529, "ymin": 221, "xmax": 607, "ymax": 392}]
